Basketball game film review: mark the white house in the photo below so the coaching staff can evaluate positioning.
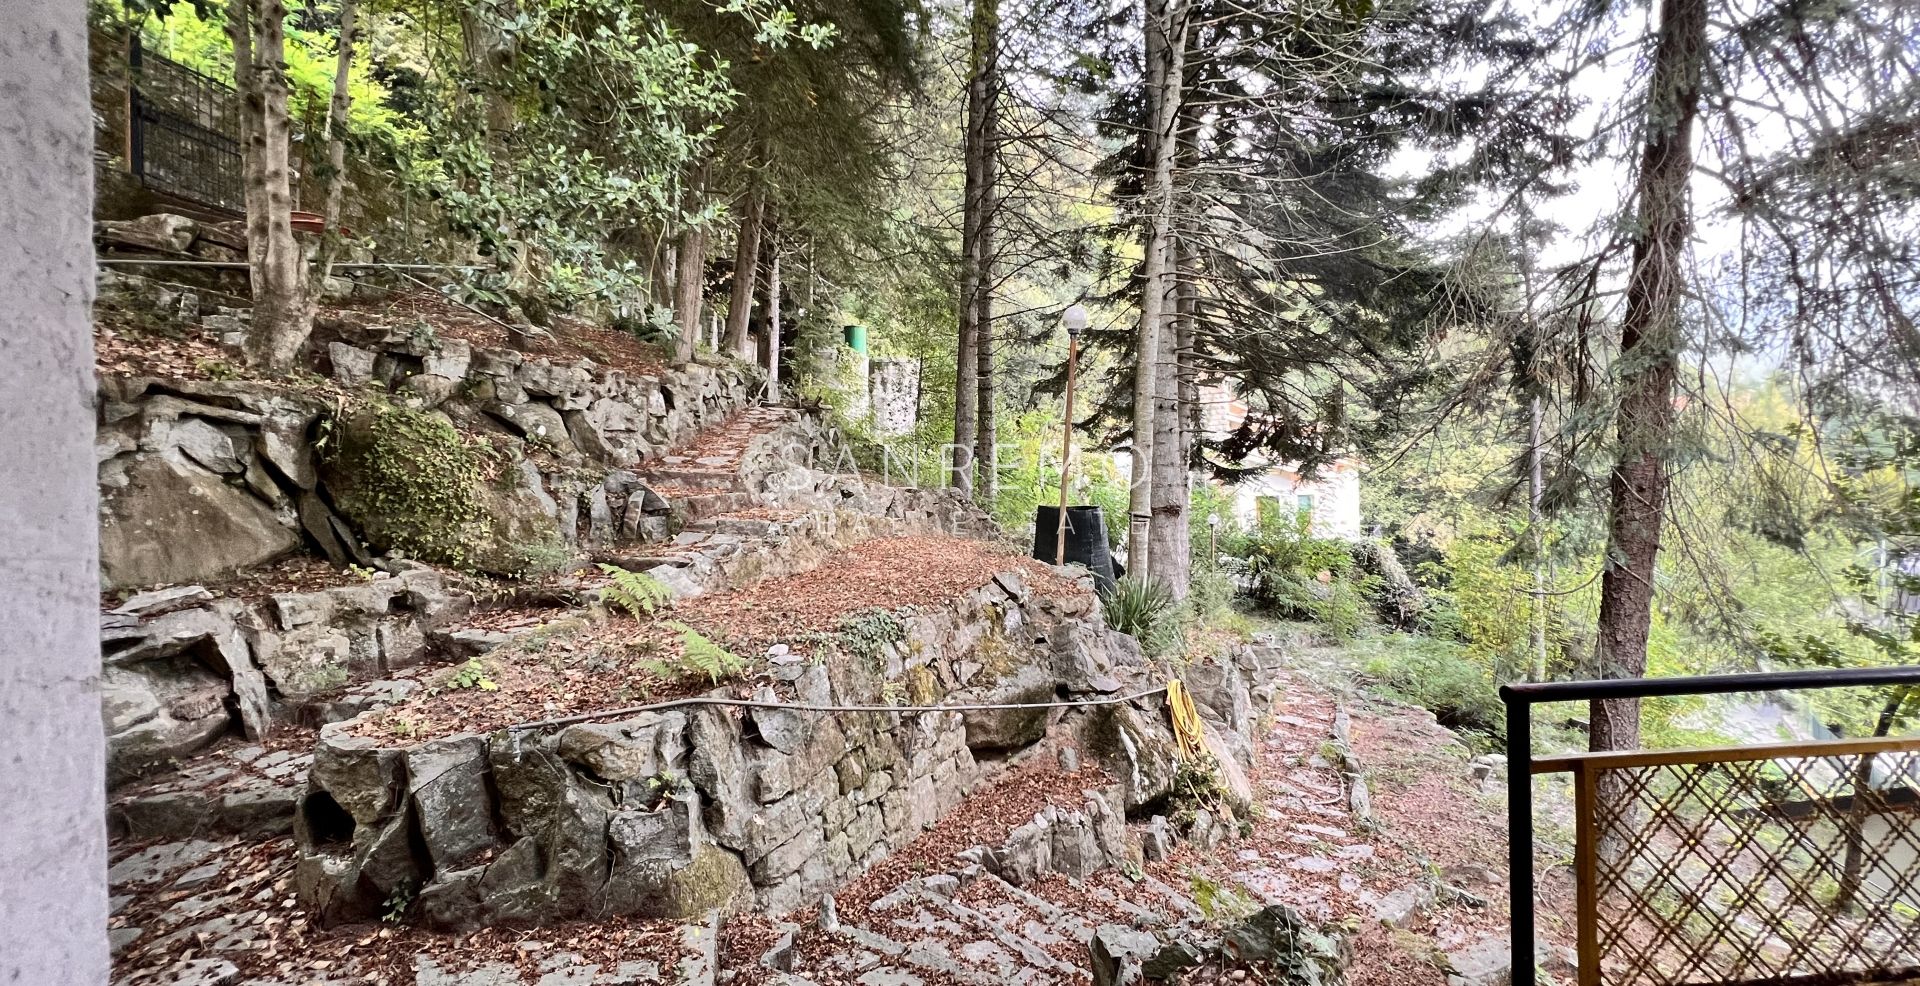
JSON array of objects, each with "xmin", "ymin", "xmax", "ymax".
[
  {"xmin": 1106, "ymin": 377, "xmax": 1366, "ymax": 541},
  {"xmin": 1197, "ymin": 378, "xmax": 1365, "ymax": 539}
]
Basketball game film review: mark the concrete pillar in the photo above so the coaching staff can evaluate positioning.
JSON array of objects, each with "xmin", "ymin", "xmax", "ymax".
[{"xmin": 0, "ymin": 2, "xmax": 109, "ymax": 983}]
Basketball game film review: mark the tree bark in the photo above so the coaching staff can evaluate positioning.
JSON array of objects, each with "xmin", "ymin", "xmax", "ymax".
[
  {"xmin": 673, "ymin": 161, "xmax": 711, "ymax": 367},
  {"xmin": 952, "ymin": 0, "xmax": 997, "ymax": 497},
  {"xmin": 314, "ymin": 0, "xmax": 357, "ymax": 283},
  {"xmin": 971, "ymin": 0, "xmax": 1000, "ymax": 504},
  {"xmin": 723, "ymin": 185, "xmax": 763, "ymax": 360},
  {"xmin": 459, "ymin": 0, "xmax": 529, "ymax": 296},
  {"xmin": 974, "ymin": 137, "xmax": 998, "ymax": 503},
  {"xmin": 1129, "ymin": 0, "xmax": 1184, "ymax": 581},
  {"xmin": 231, "ymin": 0, "xmax": 313, "ymax": 373},
  {"xmin": 766, "ymin": 234, "xmax": 782, "ymax": 394},
  {"xmin": 1148, "ymin": 272, "xmax": 1189, "ymax": 596},
  {"xmin": 1151, "ymin": 238, "xmax": 1198, "ymax": 597},
  {"xmin": 1590, "ymin": 0, "xmax": 1708, "ymax": 769}
]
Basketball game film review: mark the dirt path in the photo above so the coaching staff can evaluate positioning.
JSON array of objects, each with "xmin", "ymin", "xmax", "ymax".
[{"xmin": 1144, "ymin": 633, "xmax": 1577, "ymax": 985}]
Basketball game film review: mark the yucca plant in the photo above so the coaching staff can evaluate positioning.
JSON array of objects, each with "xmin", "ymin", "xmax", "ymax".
[{"xmin": 1103, "ymin": 574, "xmax": 1183, "ymax": 657}]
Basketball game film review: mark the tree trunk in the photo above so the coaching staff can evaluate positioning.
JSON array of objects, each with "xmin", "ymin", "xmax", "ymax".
[
  {"xmin": 1590, "ymin": 0, "xmax": 1707, "ymax": 773},
  {"xmin": 231, "ymin": 0, "xmax": 313, "ymax": 373},
  {"xmin": 1151, "ymin": 238, "xmax": 1198, "ymax": 596},
  {"xmin": 1836, "ymin": 688, "xmax": 1910, "ymax": 911},
  {"xmin": 673, "ymin": 161, "xmax": 710, "ymax": 367},
  {"xmin": 1129, "ymin": 0, "xmax": 1184, "ymax": 581},
  {"xmin": 766, "ymin": 235, "xmax": 782, "ymax": 394},
  {"xmin": 971, "ymin": 0, "xmax": 1000, "ymax": 504},
  {"xmin": 459, "ymin": 0, "xmax": 528, "ymax": 297},
  {"xmin": 314, "ymin": 0, "xmax": 357, "ymax": 283},
  {"xmin": 974, "ymin": 140, "xmax": 998, "ymax": 503},
  {"xmin": 724, "ymin": 185, "xmax": 763, "ymax": 360},
  {"xmin": 1530, "ymin": 394, "xmax": 1548, "ymax": 682},
  {"xmin": 952, "ymin": 0, "xmax": 997, "ymax": 497},
  {"xmin": 1148, "ymin": 273, "xmax": 1189, "ymax": 596}
]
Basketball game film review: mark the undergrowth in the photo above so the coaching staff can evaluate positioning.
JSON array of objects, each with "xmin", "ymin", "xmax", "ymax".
[
  {"xmin": 320, "ymin": 398, "xmax": 487, "ymax": 567},
  {"xmin": 1104, "ymin": 575, "xmax": 1183, "ymax": 657}
]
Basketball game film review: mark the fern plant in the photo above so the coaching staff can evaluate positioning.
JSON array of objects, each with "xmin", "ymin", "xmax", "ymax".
[
  {"xmin": 599, "ymin": 564, "xmax": 672, "ymax": 619},
  {"xmin": 639, "ymin": 622, "xmax": 748, "ymax": 685}
]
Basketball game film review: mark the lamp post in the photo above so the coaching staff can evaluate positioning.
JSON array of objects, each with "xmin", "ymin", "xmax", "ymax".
[
  {"xmin": 1055, "ymin": 304, "xmax": 1088, "ymax": 565},
  {"xmin": 1208, "ymin": 511, "xmax": 1221, "ymax": 561}
]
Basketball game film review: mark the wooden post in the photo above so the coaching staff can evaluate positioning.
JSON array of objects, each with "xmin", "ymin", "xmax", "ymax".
[
  {"xmin": 1574, "ymin": 762, "xmax": 1600, "ymax": 986},
  {"xmin": 1055, "ymin": 332, "xmax": 1079, "ymax": 566}
]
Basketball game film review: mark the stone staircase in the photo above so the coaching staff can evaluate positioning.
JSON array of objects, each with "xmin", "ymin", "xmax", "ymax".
[{"xmin": 745, "ymin": 867, "xmax": 1201, "ymax": 986}]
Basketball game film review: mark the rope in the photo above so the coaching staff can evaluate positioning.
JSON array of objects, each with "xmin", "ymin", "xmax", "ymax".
[
  {"xmin": 97, "ymin": 258, "xmax": 484, "ymax": 271},
  {"xmin": 506, "ymin": 684, "xmax": 1173, "ymax": 732}
]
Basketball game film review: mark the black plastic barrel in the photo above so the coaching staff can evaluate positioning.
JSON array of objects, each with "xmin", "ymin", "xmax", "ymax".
[{"xmin": 1032, "ymin": 505, "xmax": 1118, "ymax": 594}]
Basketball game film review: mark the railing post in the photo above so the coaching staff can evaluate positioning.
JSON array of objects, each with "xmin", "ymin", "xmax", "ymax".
[
  {"xmin": 1505, "ymin": 687, "xmax": 1535, "ymax": 986},
  {"xmin": 1572, "ymin": 762, "xmax": 1600, "ymax": 986}
]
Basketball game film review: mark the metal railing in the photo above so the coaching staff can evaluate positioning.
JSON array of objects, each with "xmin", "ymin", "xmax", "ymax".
[
  {"xmin": 1505, "ymin": 668, "xmax": 1920, "ymax": 986},
  {"xmin": 128, "ymin": 41, "xmax": 244, "ymax": 215}
]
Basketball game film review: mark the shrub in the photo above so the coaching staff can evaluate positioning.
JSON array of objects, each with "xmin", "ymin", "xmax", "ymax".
[
  {"xmin": 1358, "ymin": 634, "xmax": 1504, "ymax": 741},
  {"xmin": 320, "ymin": 400, "xmax": 486, "ymax": 568},
  {"xmin": 1233, "ymin": 513, "xmax": 1377, "ymax": 638},
  {"xmin": 1104, "ymin": 574, "xmax": 1184, "ymax": 657}
]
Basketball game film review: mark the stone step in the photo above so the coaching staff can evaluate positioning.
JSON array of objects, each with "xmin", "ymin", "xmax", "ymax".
[
  {"xmin": 687, "ymin": 516, "xmax": 786, "ymax": 538},
  {"xmin": 669, "ymin": 492, "xmax": 757, "ymax": 524},
  {"xmin": 868, "ymin": 882, "xmax": 1081, "ymax": 980},
  {"xmin": 644, "ymin": 467, "xmax": 741, "ymax": 492}
]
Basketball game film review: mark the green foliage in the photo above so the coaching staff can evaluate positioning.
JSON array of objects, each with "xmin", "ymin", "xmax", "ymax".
[
  {"xmin": 446, "ymin": 659, "xmax": 499, "ymax": 693},
  {"xmin": 132, "ymin": 2, "xmax": 422, "ymax": 153},
  {"xmin": 599, "ymin": 564, "xmax": 673, "ymax": 620},
  {"xmin": 640, "ymin": 622, "xmax": 749, "ymax": 685},
  {"xmin": 1103, "ymin": 575, "xmax": 1184, "ymax": 657},
  {"xmin": 837, "ymin": 607, "xmax": 908, "ymax": 669},
  {"xmin": 1356, "ymin": 634, "xmax": 1503, "ymax": 742},
  {"xmin": 321, "ymin": 401, "xmax": 486, "ymax": 569},
  {"xmin": 1232, "ymin": 513, "xmax": 1374, "ymax": 639},
  {"xmin": 984, "ymin": 410, "xmax": 1134, "ymax": 549},
  {"xmin": 381, "ymin": 883, "xmax": 415, "ymax": 924},
  {"xmin": 1417, "ymin": 531, "xmax": 1555, "ymax": 683}
]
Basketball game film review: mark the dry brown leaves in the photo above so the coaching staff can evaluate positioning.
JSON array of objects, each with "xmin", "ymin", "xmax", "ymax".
[
  {"xmin": 832, "ymin": 757, "xmax": 1112, "ymax": 920},
  {"xmin": 95, "ymin": 316, "xmax": 239, "ymax": 381},
  {"xmin": 110, "ymin": 835, "xmax": 700, "ymax": 985},
  {"xmin": 680, "ymin": 535, "xmax": 1086, "ymax": 655}
]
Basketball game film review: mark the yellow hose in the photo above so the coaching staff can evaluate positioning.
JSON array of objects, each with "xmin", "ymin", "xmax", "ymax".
[{"xmin": 1167, "ymin": 678, "xmax": 1208, "ymax": 762}]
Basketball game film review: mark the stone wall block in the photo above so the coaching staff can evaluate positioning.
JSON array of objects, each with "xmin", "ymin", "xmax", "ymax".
[
  {"xmin": 487, "ymin": 730, "xmax": 573, "ymax": 839},
  {"xmin": 309, "ymin": 727, "xmax": 407, "ymax": 828},
  {"xmin": 406, "ymin": 734, "xmax": 498, "ymax": 872},
  {"xmin": 556, "ymin": 712, "xmax": 689, "ymax": 786}
]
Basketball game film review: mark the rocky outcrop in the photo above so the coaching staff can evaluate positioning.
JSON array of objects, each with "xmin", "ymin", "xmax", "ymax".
[
  {"xmin": 94, "ymin": 281, "xmax": 762, "ymax": 589},
  {"xmin": 1089, "ymin": 902, "xmax": 1347, "ymax": 986},
  {"xmin": 292, "ymin": 568, "xmax": 1152, "ymax": 930},
  {"xmin": 101, "ymin": 567, "xmax": 469, "ymax": 784}
]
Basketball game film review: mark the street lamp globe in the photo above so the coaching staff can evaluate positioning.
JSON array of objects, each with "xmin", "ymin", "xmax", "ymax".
[{"xmin": 1063, "ymin": 304, "xmax": 1089, "ymax": 336}]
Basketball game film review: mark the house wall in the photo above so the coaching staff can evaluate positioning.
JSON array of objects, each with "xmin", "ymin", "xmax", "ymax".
[{"xmin": 1225, "ymin": 462, "xmax": 1364, "ymax": 539}]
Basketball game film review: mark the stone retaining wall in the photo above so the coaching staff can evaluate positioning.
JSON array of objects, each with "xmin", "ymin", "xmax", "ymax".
[
  {"xmin": 95, "ymin": 274, "xmax": 761, "ymax": 590},
  {"xmin": 100, "ymin": 568, "xmax": 468, "ymax": 786},
  {"xmin": 292, "ymin": 570, "xmax": 1156, "ymax": 930}
]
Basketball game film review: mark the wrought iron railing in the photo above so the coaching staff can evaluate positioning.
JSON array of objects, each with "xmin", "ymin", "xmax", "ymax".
[
  {"xmin": 128, "ymin": 40, "xmax": 244, "ymax": 215},
  {"xmin": 1505, "ymin": 668, "xmax": 1920, "ymax": 986}
]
